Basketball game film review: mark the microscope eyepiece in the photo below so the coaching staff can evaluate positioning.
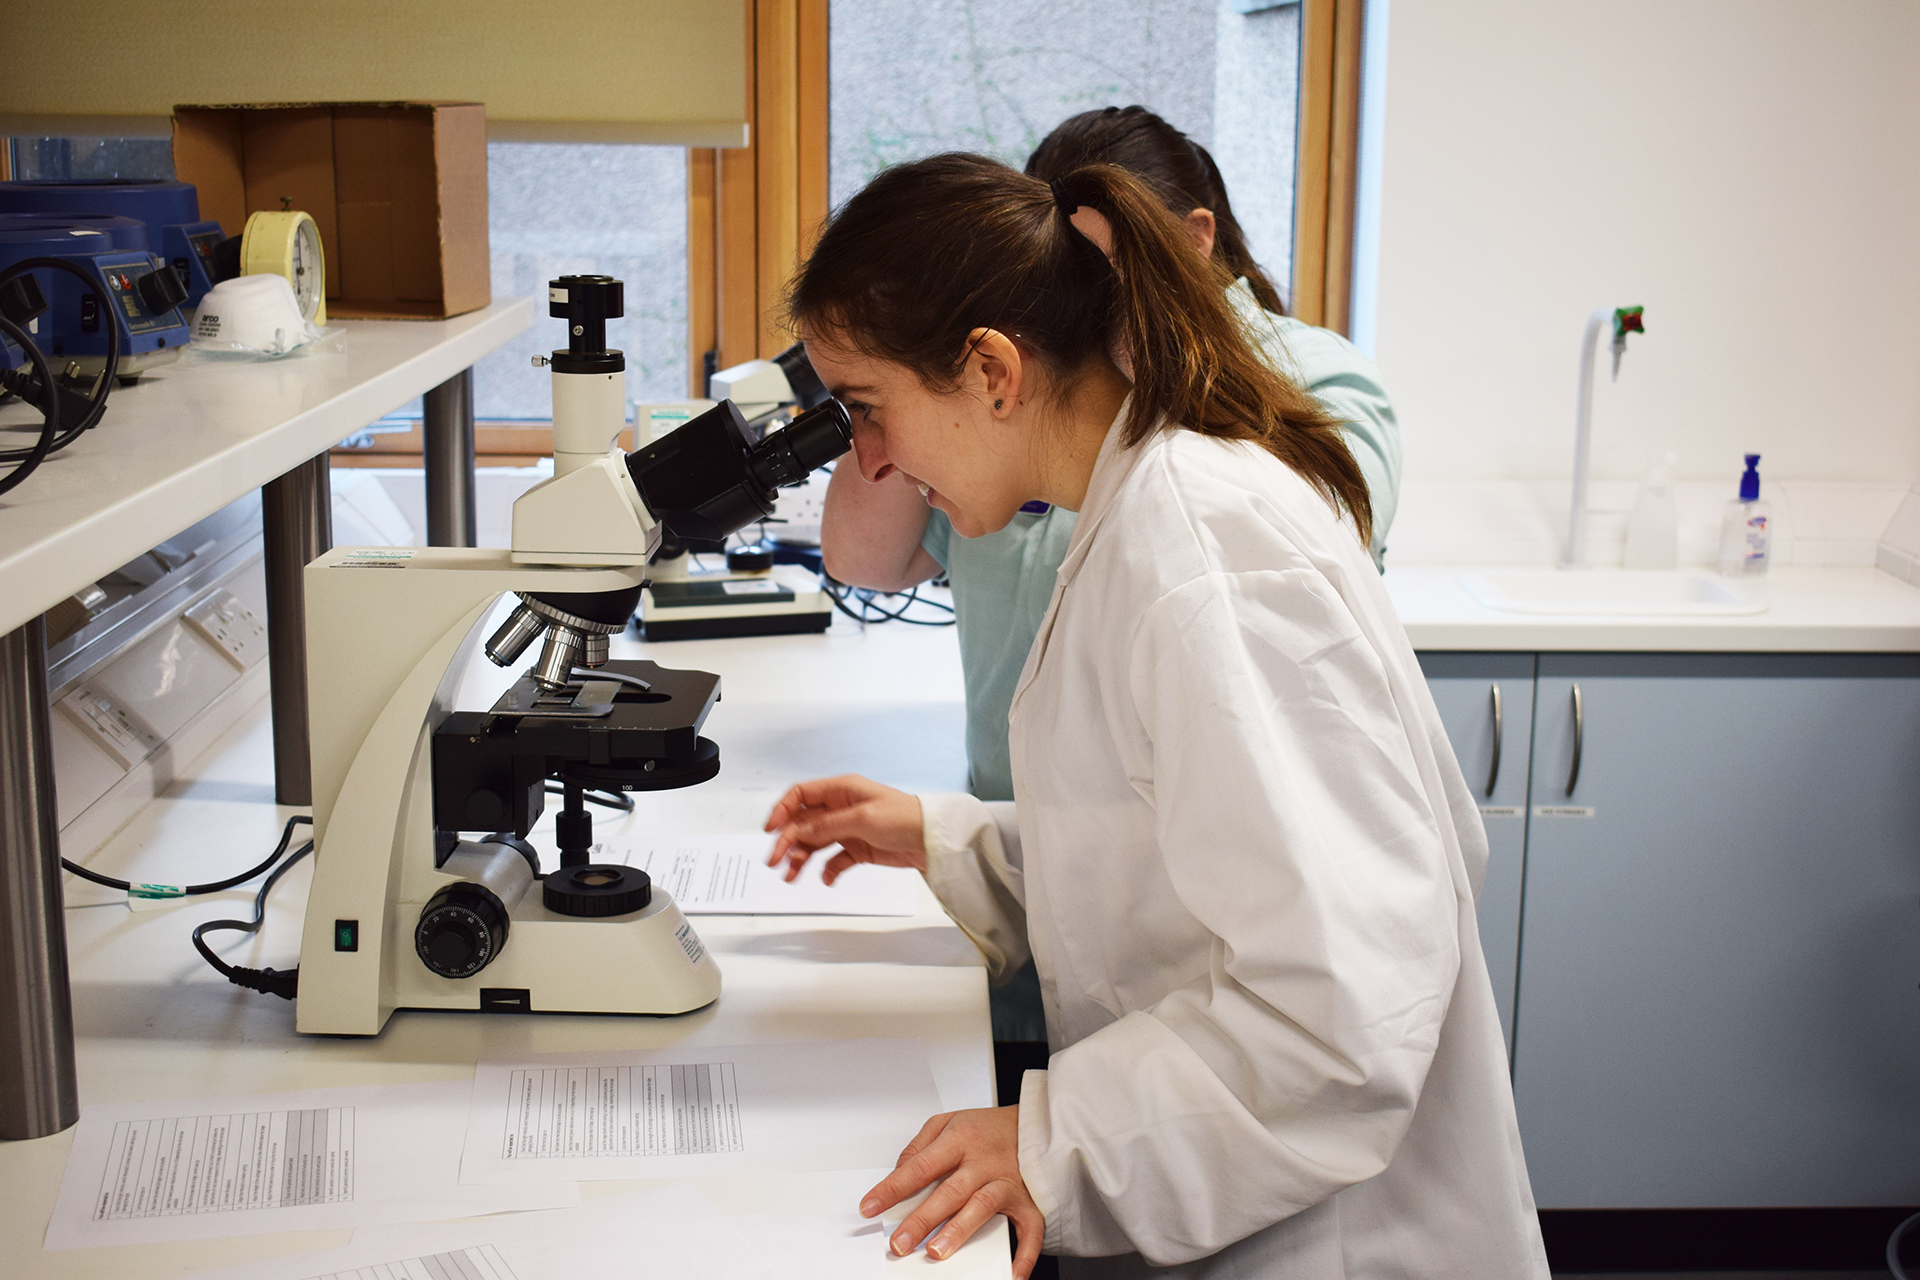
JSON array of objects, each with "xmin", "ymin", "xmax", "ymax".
[{"xmin": 745, "ymin": 398, "xmax": 852, "ymax": 491}]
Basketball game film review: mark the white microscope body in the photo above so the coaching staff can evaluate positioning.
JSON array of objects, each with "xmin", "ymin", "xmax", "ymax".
[{"xmin": 294, "ymin": 276, "xmax": 749, "ymax": 1035}]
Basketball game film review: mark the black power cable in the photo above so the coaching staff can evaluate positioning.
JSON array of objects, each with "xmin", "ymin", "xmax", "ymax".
[
  {"xmin": 62, "ymin": 815, "xmax": 312, "ymax": 896},
  {"xmin": 0, "ymin": 312, "xmax": 59, "ymax": 498},
  {"xmin": 64, "ymin": 816, "xmax": 314, "ymax": 999},
  {"xmin": 0, "ymin": 256, "xmax": 120, "ymax": 462},
  {"xmin": 823, "ymin": 574, "xmax": 957, "ymax": 627},
  {"xmin": 191, "ymin": 836, "xmax": 313, "ymax": 1002}
]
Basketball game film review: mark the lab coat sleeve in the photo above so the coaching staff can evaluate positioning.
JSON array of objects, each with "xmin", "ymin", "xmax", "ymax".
[
  {"xmin": 920, "ymin": 792, "xmax": 1030, "ymax": 984},
  {"xmin": 1018, "ymin": 568, "xmax": 1462, "ymax": 1264}
]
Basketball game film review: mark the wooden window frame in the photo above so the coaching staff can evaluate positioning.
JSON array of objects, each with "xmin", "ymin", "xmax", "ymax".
[
  {"xmin": 1290, "ymin": 0, "xmax": 1365, "ymax": 335},
  {"xmin": 708, "ymin": 0, "xmax": 1361, "ymax": 373},
  {"xmin": 688, "ymin": 0, "xmax": 830, "ymax": 395}
]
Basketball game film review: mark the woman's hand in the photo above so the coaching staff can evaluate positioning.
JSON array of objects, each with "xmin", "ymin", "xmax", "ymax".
[
  {"xmin": 763, "ymin": 774, "xmax": 927, "ymax": 884},
  {"xmin": 862, "ymin": 1106, "xmax": 1045, "ymax": 1278}
]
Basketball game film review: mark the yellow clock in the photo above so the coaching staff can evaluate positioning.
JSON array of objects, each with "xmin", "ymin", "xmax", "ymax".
[{"xmin": 240, "ymin": 210, "xmax": 327, "ymax": 325}]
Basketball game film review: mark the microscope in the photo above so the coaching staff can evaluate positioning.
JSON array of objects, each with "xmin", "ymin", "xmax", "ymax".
[{"xmin": 294, "ymin": 276, "xmax": 849, "ymax": 1035}]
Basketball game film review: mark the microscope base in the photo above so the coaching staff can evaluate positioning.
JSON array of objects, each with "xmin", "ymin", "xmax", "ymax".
[{"xmin": 297, "ymin": 888, "xmax": 720, "ymax": 1034}]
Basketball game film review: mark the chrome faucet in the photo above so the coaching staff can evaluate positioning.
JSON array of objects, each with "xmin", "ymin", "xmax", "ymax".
[{"xmin": 1563, "ymin": 305, "xmax": 1645, "ymax": 568}]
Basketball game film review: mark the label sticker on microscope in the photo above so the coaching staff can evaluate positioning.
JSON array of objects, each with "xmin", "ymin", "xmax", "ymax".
[
  {"xmin": 336, "ymin": 548, "xmax": 417, "ymax": 569},
  {"xmin": 1532, "ymin": 805, "xmax": 1596, "ymax": 818},
  {"xmin": 549, "ymin": 285, "xmax": 568, "ymax": 303},
  {"xmin": 720, "ymin": 579, "xmax": 782, "ymax": 595},
  {"xmin": 674, "ymin": 921, "xmax": 707, "ymax": 966}
]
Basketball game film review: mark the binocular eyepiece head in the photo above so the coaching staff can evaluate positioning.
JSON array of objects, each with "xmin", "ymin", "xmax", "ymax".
[{"xmin": 625, "ymin": 397, "xmax": 851, "ymax": 545}]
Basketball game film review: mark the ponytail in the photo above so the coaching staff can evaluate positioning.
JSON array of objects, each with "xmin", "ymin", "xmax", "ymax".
[
  {"xmin": 1026, "ymin": 104, "xmax": 1289, "ymax": 316},
  {"xmin": 1051, "ymin": 164, "xmax": 1370, "ymax": 547},
  {"xmin": 786, "ymin": 153, "xmax": 1371, "ymax": 547}
]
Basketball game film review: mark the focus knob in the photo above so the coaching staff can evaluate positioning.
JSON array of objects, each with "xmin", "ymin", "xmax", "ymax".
[{"xmin": 415, "ymin": 882, "xmax": 510, "ymax": 979}]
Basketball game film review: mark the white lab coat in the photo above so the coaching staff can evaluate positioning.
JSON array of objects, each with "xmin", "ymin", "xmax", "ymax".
[{"xmin": 919, "ymin": 414, "xmax": 1550, "ymax": 1278}]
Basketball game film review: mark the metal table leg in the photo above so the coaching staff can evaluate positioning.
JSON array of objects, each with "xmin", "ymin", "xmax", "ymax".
[
  {"xmin": 0, "ymin": 617, "xmax": 79, "ymax": 1139},
  {"xmin": 263, "ymin": 454, "xmax": 332, "ymax": 807},
  {"xmin": 424, "ymin": 368, "xmax": 476, "ymax": 548}
]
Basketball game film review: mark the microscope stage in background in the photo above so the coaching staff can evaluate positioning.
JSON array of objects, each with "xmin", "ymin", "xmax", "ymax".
[{"xmin": 641, "ymin": 564, "xmax": 832, "ymax": 641}]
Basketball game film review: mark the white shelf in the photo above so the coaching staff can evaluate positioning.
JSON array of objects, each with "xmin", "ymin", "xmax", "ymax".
[{"xmin": 0, "ymin": 297, "xmax": 536, "ymax": 636}]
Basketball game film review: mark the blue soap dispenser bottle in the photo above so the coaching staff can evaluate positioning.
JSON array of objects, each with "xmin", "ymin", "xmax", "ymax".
[{"xmin": 1717, "ymin": 453, "xmax": 1772, "ymax": 576}]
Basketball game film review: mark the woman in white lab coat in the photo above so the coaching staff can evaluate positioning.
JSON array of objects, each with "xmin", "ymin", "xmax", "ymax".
[{"xmin": 764, "ymin": 152, "xmax": 1548, "ymax": 1279}]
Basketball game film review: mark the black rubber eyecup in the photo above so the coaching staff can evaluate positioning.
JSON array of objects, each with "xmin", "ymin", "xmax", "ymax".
[{"xmin": 543, "ymin": 864, "xmax": 652, "ymax": 918}]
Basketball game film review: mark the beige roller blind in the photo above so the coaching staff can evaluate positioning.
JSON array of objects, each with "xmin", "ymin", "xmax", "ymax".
[{"xmin": 0, "ymin": 0, "xmax": 748, "ymax": 146}]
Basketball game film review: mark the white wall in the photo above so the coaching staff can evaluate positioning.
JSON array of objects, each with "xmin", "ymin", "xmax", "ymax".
[{"xmin": 1370, "ymin": 1, "xmax": 1920, "ymax": 489}]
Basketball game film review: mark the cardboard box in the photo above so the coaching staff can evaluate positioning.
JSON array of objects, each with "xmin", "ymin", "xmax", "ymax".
[{"xmin": 172, "ymin": 102, "xmax": 490, "ymax": 320}]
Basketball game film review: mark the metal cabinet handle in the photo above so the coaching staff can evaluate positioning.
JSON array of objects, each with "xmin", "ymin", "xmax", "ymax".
[
  {"xmin": 1565, "ymin": 682, "xmax": 1584, "ymax": 796},
  {"xmin": 1485, "ymin": 682, "xmax": 1502, "ymax": 797}
]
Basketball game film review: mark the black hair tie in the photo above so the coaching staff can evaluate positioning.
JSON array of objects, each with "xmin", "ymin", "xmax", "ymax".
[{"xmin": 1050, "ymin": 177, "xmax": 1078, "ymax": 217}]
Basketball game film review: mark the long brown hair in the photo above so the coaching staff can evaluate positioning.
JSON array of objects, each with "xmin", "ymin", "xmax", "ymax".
[
  {"xmin": 1026, "ymin": 105, "xmax": 1288, "ymax": 316},
  {"xmin": 785, "ymin": 153, "xmax": 1370, "ymax": 546}
]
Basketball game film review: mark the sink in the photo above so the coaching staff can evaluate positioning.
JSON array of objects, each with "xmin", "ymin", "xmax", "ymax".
[{"xmin": 1459, "ymin": 570, "xmax": 1769, "ymax": 616}]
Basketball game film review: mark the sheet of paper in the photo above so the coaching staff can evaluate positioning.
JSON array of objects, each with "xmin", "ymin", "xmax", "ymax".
[
  {"xmin": 726, "ymin": 1209, "xmax": 1011, "ymax": 1277},
  {"xmin": 45, "ymin": 1080, "xmax": 578, "ymax": 1250},
  {"xmin": 599, "ymin": 833, "xmax": 916, "ymax": 916},
  {"xmin": 191, "ymin": 1186, "xmax": 1006, "ymax": 1280},
  {"xmin": 186, "ymin": 1185, "xmax": 723, "ymax": 1280},
  {"xmin": 460, "ymin": 1038, "xmax": 943, "ymax": 1183}
]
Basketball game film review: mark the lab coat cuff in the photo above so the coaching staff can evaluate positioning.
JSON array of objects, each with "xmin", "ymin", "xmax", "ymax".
[
  {"xmin": 1016, "ymin": 1068, "xmax": 1067, "ymax": 1253},
  {"xmin": 919, "ymin": 793, "xmax": 1030, "ymax": 983}
]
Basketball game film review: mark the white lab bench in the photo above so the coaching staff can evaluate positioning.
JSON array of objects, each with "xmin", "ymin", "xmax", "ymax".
[{"xmin": 0, "ymin": 610, "xmax": 1013, "ymax": 1277}]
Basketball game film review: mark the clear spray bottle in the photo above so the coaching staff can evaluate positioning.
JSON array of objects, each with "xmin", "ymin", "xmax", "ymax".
[{"xmin": 1717, "ymin": 453, "xmax": 1771, "ymax": 577}]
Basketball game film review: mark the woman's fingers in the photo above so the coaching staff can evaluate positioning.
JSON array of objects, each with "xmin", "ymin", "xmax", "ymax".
[
  {"xmin": 762, "ymin": 775, "xmax": 885, "ymax": 833},
  {"xmin": 1008, "ymin": 1201, "xmax": 1046, "ymax": 1280},
  {"xmin": 862, "ymin": 1106, "xmax": 1039, "ymax": 1268},
  {"xmin": 893, "ymin": 1113, "xmax": 951, "ymax": 1172},
  {"xmin": 928, "ymin": 1178, "xmax": 1038, "ymax": 1267},
  {"xmin": 820, "ymin": 849, "xmax": 859, "ymax": 886},
  {"xmin": 890, "ymin": 1166, "xmax": 980, "ymax": 1257},
  {"xmin": 860, "ymin": 1114, "xmax": 954, "ymax": 1218}
]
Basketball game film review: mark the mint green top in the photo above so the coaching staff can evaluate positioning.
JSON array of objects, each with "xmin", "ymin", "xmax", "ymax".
[{"xmin": 921, "ymin": 282, "xmax": 1401, "ymax": 803}]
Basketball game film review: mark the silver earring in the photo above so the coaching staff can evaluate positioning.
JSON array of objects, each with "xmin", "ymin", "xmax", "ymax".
[{"xmin": 994, "ymin": 399, "xmax": 1004, "ymax": 410}]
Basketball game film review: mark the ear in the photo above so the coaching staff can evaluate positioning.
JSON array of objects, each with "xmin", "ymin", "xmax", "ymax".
[
  {"xmin": 1184, "ymin": 207, "xmax": 1217, "ymax": 259},
  {"xmin": 963, "ymin": 328, "xmax": 1024, "ymax": 417}
]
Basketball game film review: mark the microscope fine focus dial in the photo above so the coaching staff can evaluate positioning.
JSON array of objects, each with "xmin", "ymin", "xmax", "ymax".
[{"xmin": 415, "ymin": 882, "xmax": 511, "ymax": 979}]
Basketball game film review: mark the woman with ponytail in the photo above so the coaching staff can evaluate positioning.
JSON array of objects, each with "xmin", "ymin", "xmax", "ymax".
[
  {"xmin": 766, "ymin": 154, "xmax": 1545, "ymax": 1279},
  {"xmin": 823, "ymin": 104, "xmax": 1399, "ymax": 859}
]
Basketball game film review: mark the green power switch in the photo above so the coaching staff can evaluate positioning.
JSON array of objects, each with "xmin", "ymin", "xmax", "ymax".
[{"xmin": 335, "ymin": 919, "xmax": 359, "ymax": 952}]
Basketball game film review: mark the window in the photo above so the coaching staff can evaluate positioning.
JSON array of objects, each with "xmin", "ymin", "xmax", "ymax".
[
  {"xmin": 473, "ymin": 142, "xmax": 689, "ymax": 420},
  {"xmin": 6, "ymin": 137, "xmax": 175, "ymax": 181},
  {"xmin": 828, "ymin": 0, "xmax": 1301, "ymax": 293}
]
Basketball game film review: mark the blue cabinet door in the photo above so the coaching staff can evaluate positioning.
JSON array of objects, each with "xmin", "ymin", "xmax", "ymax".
[
  {"xmin": 1417, "ymin": 652, "xmax": 1536, "ymax": 1057},
  {"xmin": 1512, "ymin": 653, "xmax": 1920, "ymax": 1208}
]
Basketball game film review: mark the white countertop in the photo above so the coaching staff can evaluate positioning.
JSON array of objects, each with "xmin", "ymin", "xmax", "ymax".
[
  {"xmin": 2, "ymin": 611, "xmax": 1010, "ymax": 1277},
  {"xmin": 1385, "ymin": 564, "xmax": 1920, "ymax": 652},
  {"xmin": 0, "ymin": 298, "xmax": 535, "ymax": 637}
]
